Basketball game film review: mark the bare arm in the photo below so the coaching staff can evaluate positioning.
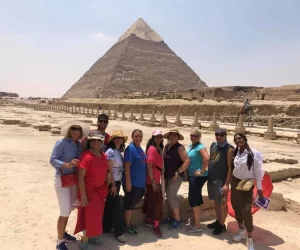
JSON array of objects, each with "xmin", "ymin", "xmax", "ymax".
[
  {"xmin": 225, "ymin": 147, "xmax": 234, "ymax": 186},
  {"xmin": 108, "ymin": 159, "xmax": 115, "ymax": 186},
  {"xmin": 147, "ymin": 162, "xmax": 154, "ymax": 181},
  {"xmin": 177, "ymin": 146, "xmax": 190, "ymax": 173},
  {"xmin": 199, "ymin": 148, "xmax": 209, "ymax": 173}
]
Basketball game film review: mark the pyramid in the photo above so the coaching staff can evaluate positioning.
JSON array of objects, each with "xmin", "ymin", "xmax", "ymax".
[{"xmin": 62, "ymin": 18, "xmax": 207, "ymax": 98}]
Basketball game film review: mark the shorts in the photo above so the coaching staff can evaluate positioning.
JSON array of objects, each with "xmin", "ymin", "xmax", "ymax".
[
  {"xmin": 188, "ymin": 176, "xmax": 208, "ymax": 207},
  {"xmin": 207, "ymin": 179, "xmax": 227, "ymax": 204},
  {"xmin": 54, "ymin": 176, "xmax": 77, "ymax": 217},
  {"xmin": 123, "ymin": 186, "xmax": 145, "ymax": 210}
]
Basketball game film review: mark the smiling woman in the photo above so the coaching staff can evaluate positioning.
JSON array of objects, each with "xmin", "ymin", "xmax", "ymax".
[
  {"xmin": 49, "ymin": 120, "xmax": 90, "ymax": 250},
  {"xmin": 75, "ymin": 131, "xmax": 110, "ymax": 249}
]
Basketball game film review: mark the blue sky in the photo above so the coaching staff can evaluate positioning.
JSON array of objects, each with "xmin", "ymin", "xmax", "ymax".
[{"xmin": 0, "ymin": 0, "xmax": 299, "ymax": 97}]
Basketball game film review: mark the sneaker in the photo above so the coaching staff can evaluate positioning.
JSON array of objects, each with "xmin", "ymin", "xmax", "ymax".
[
  {"xmin": 152, "ymin": 226, "xmax": 163, "ymax": 237},
  {"xmin": 247, "ymin": 237, "xmax": 255, "ymax": 250},
  {"xmin": 233, "ymin": 228, "xmax": 247, "ymax": 242},
  {"xmin": 186, "ymin": 227, "xmax": 202, "ymax": 233},
  {"xmin": 168, "ymin": 219, "xmax": 183, "ymax": 231},
  {"xmin": 212, "ymin": 223, "xmax": 226, "ymax": 235},
  {"xmin": 185, "ymin": 218, "xmax": 194, "ymax": 226},
  {"xmin": 162, "ymin": 217, "xmax": 173, "ymax": 225},
  {"xmin": 207, "ymin": 220, "xmax": 219, "ymax": 229},
  {"xmin": 145, "ymin": 217, "xmax": 154, "ymax": 227},
  {"xmin": 63, "ymin": 232, "xmax": 77, "ymax": 243},
  {"xmin": 88, "ymin": 236, "xmax": 103, "ymax": 245},
  {"xmin": 125, "ymin": 225, "xmax": 138, "ymax": 236},
  {"xmin": 56, "ymin": 242, "xmax": 68, "ymax": 250},
  {"xmin": 116, "ymin": 234, "xmax": 127, "ymax": 243}
]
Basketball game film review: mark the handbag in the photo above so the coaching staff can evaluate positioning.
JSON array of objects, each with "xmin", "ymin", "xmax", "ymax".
[
  {"xmin": 236, "ymin": 154, "xmax": 255, "ymax": 191},
  {"xmin": 236, "ymin": 179, "xmax": 254, "ymax": 191},
  {"xmin": 61, "ymin": 173, "xmax": 78, "ymax": 188}
]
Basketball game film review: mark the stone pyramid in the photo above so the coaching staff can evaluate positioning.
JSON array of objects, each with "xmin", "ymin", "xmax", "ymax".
[{"xmin": 62, "ymin": 18, "xmax": 207, "ymax": 98}]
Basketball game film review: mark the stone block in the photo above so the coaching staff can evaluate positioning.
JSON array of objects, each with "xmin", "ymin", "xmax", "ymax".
[
  {"xmin": 51, "ymin": 128, "xmax": 61, "ymax": 135},
  {"xmin": 264, "ymin": 162, "xmax": 300, "ymax": 181},
  {"xmin": 1, "ymin": 119, "xmax": 20, "ymax": 125},
  {"xmin": 268, "ymin": 192, "xmax": 285, "ymax": 211}
]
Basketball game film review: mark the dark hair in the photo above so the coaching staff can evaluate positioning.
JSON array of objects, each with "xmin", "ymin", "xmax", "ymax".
[
  {"xmin": 131, "ymin": 129, "xmax": 143, "ymax": 137},
  {"xmin": 146, "ymin": 136, "xmax": 164, "ymax": 155},
  {"xmin": 233, "ymin": 133, "xmax": 254, "ymax": 170},
  {"xmin": 106, "ymin": 139, "xmax": 125, "ymax": 152},
  {"xmin": 98, "ymin": 113, "xmax": 109, "ymax": 121}
]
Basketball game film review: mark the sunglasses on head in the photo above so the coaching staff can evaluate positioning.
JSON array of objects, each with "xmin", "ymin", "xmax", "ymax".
[
  {"xmin": 98, "ymin": 120, "xmax": 108, "ymax": 124},
  {"xmin": 190, "ymin": 134, "xmax": 199, "ymax": 138},
  {"xmin": 215, "ymin": 133, "xmax": 225, "ymax": 137},
  {"xmin": 70, "ymin": 126, "xmax": 82, "ymax": 131},
  {"xmin": 90, "ymin": 139, "xmax": 102, "ymax": 142}
]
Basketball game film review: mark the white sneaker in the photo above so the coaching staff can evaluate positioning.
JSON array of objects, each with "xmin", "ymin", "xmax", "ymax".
[
  {"xmin": 233, "ymin": 228, "xmax": 246, "ymax": 242},
  {"xmin": 247, "ymin": 237, "xmax": 255, "ymax": 250}
]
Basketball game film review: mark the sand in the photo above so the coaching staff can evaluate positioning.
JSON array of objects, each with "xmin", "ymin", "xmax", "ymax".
[{"xmin": 1, "ymin": 105, "xmax": 300, "ymax": 250}]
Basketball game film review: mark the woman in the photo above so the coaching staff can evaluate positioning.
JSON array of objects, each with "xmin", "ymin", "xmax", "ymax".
[
  {"xmin": 122, "ymin": 129, "xmax": 147, "ymax": 235},
  {"xmin": 50, "ymin": 121, "xmax": 90, "ymax": 250},
  {"xmin": 74, "ymin": 131, "xmax": 110, "ymax": 250},
  {"xmin": 186, "ymin": 129, "xmax": 209, "ymax": 233},
  {"xmin": 102, "ymin": 130, "xmax": 128, "ymax": 243},
  {"xmin": 143, "ymin": 129, "xmax": 164, "ymax": 237},
  {"xmin": 163, "ymin": 128, "xmax": 190, "ymax": 231},
  {"xmin": 231, "ymin": 133, "xmax": 264, "ymax": 250}
]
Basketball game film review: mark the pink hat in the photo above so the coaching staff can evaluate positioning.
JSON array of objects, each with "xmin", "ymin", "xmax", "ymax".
[{"xmin": 152, "ymin": 129, "xmax": 163, "ymax": 136}]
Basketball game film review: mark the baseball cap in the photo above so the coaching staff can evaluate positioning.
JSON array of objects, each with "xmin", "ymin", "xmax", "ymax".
[
  {"xmin": 215, "ymin": 128, "xmax": 227, "ymax": 135},
  {"xmin": 152, "ymin": 129, "xmax": 163, "ymax": 136}
]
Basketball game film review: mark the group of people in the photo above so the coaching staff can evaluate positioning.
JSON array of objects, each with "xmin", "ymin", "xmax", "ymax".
[{"xmin": 50, "ymin": 113, "xmax": 264, "ymax": 250}]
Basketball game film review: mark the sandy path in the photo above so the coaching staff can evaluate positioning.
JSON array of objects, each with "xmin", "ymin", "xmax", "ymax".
[{"xmin": 0, "ymin": 106, "xmax": 300, "ymax": 250}]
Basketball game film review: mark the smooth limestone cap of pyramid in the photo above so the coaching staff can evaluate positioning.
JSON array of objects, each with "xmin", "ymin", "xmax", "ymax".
[{"xmin": 118, "ymin": 18, "xmax": 163, "ymax": 43}]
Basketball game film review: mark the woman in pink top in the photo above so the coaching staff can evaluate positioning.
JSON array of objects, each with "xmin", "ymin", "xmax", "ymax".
[{"xmin": 143, "ymin": 129, "xmax": 164, "ymax": 237}]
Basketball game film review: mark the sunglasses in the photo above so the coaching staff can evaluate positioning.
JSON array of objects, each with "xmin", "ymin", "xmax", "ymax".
[
  {"xmin": 70, "ymin": 126, "xmax": 82, "ymax": 131},
  {"xmin": 90, "ymin": 139, "xmax": 102, "ymax": 142},
  {"xmin": 190, "ymin": 134, "xmax": 199, "ymax": 138},
  {"xmin": 215, "ymin": 133, "xmax": 225, "ymax": 137},
  {"xmin": 98, "ymin": 120, "xmax": 108, "ymax": 124}
]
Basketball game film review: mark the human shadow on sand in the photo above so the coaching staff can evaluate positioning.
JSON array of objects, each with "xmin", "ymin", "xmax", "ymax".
[{"xmin": 203, "ymin": 220, "xmax": 285, "ymax": 250}]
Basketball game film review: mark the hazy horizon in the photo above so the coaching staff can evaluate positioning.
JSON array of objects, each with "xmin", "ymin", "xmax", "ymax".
[{"xmin": 1, "ymin": 0, "xmax": 299, "ymax": 98}]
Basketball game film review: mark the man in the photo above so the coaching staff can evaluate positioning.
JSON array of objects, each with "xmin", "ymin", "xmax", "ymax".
[
  {"xmin": 207, "ymin": 128, "xmax": 234, "ymax": 235},
  {"xmin": 81, "ymin": 113, "xmax": 110, "ymax": 150},
  {"xmin": 244, "ymin": 99, "xmax": 251, "ymax": 111}
]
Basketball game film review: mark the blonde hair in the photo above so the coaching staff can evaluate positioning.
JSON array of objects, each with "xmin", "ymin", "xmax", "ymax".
[{"xmin": 190, "ymin": 129, "xmax": 201, "ymax": 137}]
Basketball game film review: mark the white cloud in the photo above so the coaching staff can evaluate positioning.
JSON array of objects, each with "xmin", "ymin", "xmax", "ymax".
[{"xmin": 94, "ymin": 32, "xmax": 115, "ymax": 41}]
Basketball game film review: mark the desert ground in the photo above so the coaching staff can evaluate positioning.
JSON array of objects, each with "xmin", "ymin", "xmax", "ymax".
[{"xmin": 1, "ymin": 104, "xmax": 300, "ymax": 250}]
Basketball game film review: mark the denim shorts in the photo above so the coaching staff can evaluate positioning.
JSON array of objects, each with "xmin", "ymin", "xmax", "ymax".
[{"xmin": 188, "ymin": 176, "xmax": 208, "ymax": 207}]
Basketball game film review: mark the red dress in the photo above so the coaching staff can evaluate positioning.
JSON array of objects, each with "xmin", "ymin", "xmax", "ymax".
[{"xmin": 74, "ymin": 151, "xmax": 109, "ymax": 237}]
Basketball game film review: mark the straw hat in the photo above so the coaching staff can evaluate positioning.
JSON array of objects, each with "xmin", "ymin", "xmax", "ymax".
[
  {"xmin": 60, "ymin": 120, "xmax": 90, "ymax": 137},
  {"xmin": 163, "ymin": 128, "xmax": 184, "ymax": 140},
  {"xmin": 107, "ymin": 130, "xmax": 128, "ymax": 144}
]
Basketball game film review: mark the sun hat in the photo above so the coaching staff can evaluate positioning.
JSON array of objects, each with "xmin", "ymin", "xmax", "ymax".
[
  {"xmin": 163, "ymin": 128, "xmax": 184, "ymax": 140},
  {"xmin": 152, "ymin": 129, "xmax": 163, "ymax": 136},
  {"xmin": 60, "ymin": 120, "xmax": 90, "ymax": 137},
  {"xmin": 107, "ymin": 130, "xmax": 128, "ymax": 144},
  {"xmin": 87, "ymin": 131, "xmax": 105, "ymax": 141}
]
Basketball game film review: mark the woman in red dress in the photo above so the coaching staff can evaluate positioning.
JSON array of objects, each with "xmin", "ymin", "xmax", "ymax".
[{"xmin": 74, "ymin": 131, "xmax": 109, "ymax": 250}]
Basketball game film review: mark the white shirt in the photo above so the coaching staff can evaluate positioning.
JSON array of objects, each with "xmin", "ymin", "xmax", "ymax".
[
  {"xmin": 105, "ymin": 148, "xmax": 124, "ymax": 181},
  {"xmin": 233, "ymin": 148, "xmax": 264, "ymax": 190}
]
